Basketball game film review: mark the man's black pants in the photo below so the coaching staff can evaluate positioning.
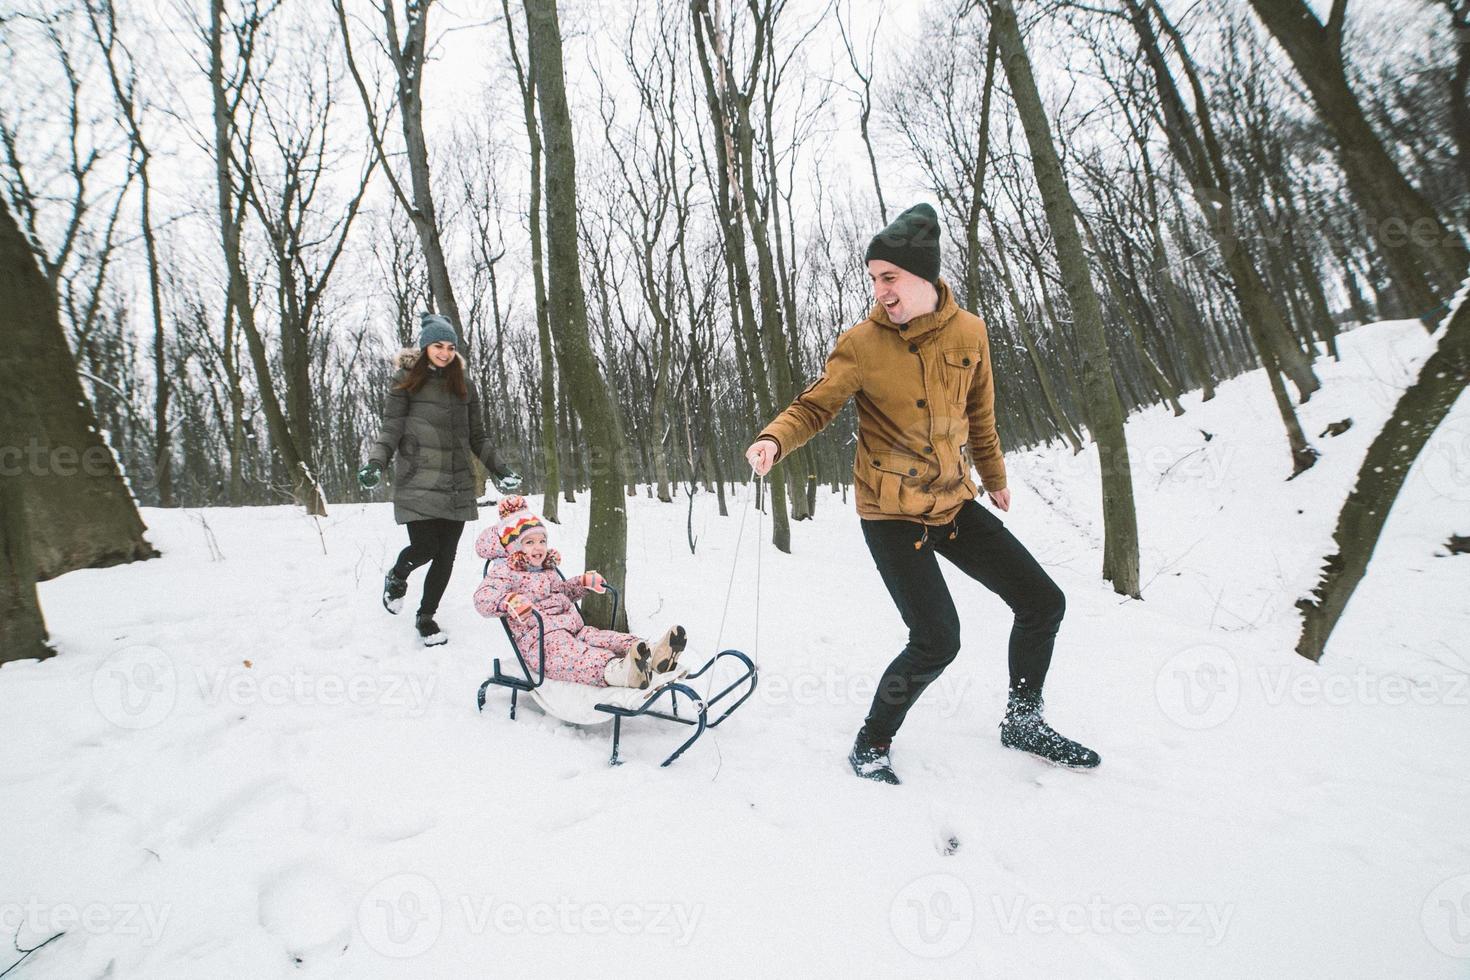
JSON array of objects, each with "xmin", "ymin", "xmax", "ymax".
[
  {"xmin": 860, "ymin": 499, "xmax": 1065, "ymax": 742},
  {"xmin": 392, "ymin": 518, "xmax": 466, "ymax": 618}
]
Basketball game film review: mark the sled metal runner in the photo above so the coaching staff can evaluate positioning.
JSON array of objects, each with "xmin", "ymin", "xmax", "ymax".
[{"xmin": 475, "ymin": 573, "xmax": 758, "ymax": 767}]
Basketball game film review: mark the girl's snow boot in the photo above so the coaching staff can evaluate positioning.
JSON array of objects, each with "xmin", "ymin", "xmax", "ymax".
[
  {"xmin": 603, "ymin": 642, "xmax": 653, "ymax": 689},
  {"xmin": 650, "ymin": 625, "xmax": 687, "ymax": 674}
]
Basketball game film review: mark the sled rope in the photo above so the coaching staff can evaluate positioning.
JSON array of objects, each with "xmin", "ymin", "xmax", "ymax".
[
  {"xmin": 709, "ymin": 472, "xmax": 763, "ymax": 702},
  {"xmin": 703, "ymin": 471, "xmax": 763, "ymax": 777},
  {"xmin": 754, "ymin": 475, "xmax": 763, "ymax": 665}
]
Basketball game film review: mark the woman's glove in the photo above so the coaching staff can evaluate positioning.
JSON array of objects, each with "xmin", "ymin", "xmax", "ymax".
[
  {"xmin": 497, "ymin": 472, "xmax": 523, "ymax": 493},
  {"xmin": 357, "ymin": 462, "xmax": 383, "ymax": 490},
  {"xmin": 505, "ymin": 594, "xmax": 534, "ymax": 621}
]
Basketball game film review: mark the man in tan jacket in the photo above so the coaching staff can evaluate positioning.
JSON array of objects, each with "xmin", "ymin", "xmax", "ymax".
[{"xmin": 746, "ymin": 203, "xmax": 1099, "ymax": 782}]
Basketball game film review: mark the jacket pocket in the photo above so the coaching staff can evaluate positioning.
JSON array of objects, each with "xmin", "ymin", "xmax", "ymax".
[
  {"xmin": 397, "ymin": 431, "xmax": 421, "ymax": 484},
  {"xmin": 867, "ymin": 448, "xmax": 929, "ymax": 514},
  {"xmin": 943, "ymin": 348, "xmax": 979, "ymax": 404}
]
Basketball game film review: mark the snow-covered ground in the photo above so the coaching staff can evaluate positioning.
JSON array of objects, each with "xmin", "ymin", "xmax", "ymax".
[{"xmin": 5, "ymin": 318, "xmax": 1469, "ymax": 978}]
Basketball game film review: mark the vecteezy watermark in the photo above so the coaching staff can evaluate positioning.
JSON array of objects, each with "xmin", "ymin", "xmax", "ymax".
[
  {"xmin": 1417, "ymin": 417, "xmax": 1470, "ymax": 503},
  {"xmin": 92, "ymin": 645, "xmax": 177, "ymax": 730},
  {"xmin": 991, "ymin": 896, "xmax": 1234, "ymax": 946},
  {"xmin": 759, "ymin": 667, "xmax": 971, "ymax": 718},
  {"xmin": 358, "ymin": 874, "xmax": 442, "ymax": 959},
  {"xmin": 1423, "ymin": 873, "xmax": 1470, "ymax": 959},
  {"xmin": 1256, "ymin": 663, "xmax": 1469, "ymax": 708},
  {"xmin": 0, "ymin": 439, "xmax": 117, "ymax": 478},
  {"xmin": 890, "ymin": 873, "xmax": 974, "ymax": 959},
  {"xmin": 1032, "ymin": 439, "xmax": 1240, "ymax": 489},
  {"xmin": 1154, "ymin": 644, "xmax": 1240, "ymax": 730},
  {"xmin": 457, "ymin": 896, "xmax": 700, "ymax": 945},
  {"xmin": 0, "ymin": 899, "xmax": 171, "ymax": 946},
  {"xmin": 356, "ymin": 874, "xmax": 702, "ymax": 958},
  {"xmin": 192, "ymin": 666, "xmax": 438, "ymax": 717}
]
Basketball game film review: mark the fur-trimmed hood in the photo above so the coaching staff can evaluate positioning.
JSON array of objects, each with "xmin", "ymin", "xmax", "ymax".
[{"xmin": 394, "ymin": 347, "xmax": 469, "ymax": 372}]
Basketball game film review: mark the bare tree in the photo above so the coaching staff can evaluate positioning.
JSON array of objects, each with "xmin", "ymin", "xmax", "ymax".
[
  {"xmin": 834, "ymin": 0, "xmax": 887, "ymax": 222},
  {"xmin": 1, "ymin": 195, "xmax": 155, "ymax": 645},
  {"xmin": 1444, "ymin": 0, "xmax": 1470, "ymax": 216},
  {"xmin": 0, "ymin": 9, "xmax": 113, "ymax": 305},
  {"xmin": 691, "ymin": 0, "xmax": 810, "ymax": 548},
  {"xmin": 1248, "ymin": 0, "xmax": 1469, "ymax": 324},
  {"xmin": 1298, "ymin": 291, "xmax": 1470, "ymax": 659},
  {"xmin": 335, "ymin": 0, "xmax": 464, "ymax": 331},
  {"xmin": 1122, "ymin": 0, "xmax": 1320, "ymax": 476},
  {"xmin": 524, "ymin": 0, "xmax": 629, "ymax": 628},
  {"xmin": 241, "ymin": 23, "xmax": 378, "ymax": 512},
  {"xmin": 991, "ymin": 0, "xmax": 1140, "ymax": 597},
  {"xmin": 208, "ymin": 0, "xmax": 327, "ymax": 514},
  {"xmin": 501, "ymin": 0, "xmax": 561, "ymax": 521},
  {"xmin": 86, "ymin": 0, "xmax": 173, "ymax": 505},
  {"xmin": 980, "ymin": 202, "xmax": 1084, "ymax": 452},
  {"xmin": 595, "ymin": 5, "xmax": 692, "ymax": 504}
]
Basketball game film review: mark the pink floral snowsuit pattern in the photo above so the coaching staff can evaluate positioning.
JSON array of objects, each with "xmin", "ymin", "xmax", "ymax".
[{"xmin": 473, "ymin": 529, "xmax": 635, "ymax": 687}]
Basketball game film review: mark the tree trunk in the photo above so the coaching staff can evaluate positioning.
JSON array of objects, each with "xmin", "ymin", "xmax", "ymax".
[
  {"xmin": 1127, "ymin": 0, "xmax": 1320, "ymax": 403},
  {"xmin": 1448, "ymin": 0, "xmax": 1470, "ymax": 220},
  {"xmin": 210, "ymin": 0, "xmax": 325, "ymax": 516},
  {"xmin": 138, "ymin": 165, "xmax": 172, "ymax": 507},
  {"xmin": 691, "ymin": 0, "xmax": 791, "ymax": 552},
  {"xmin": 0, "ymin": 196, "xmax": 155, "ymax": 586},
  {"xmin": 335, "ymin": 0, "xmax": 462, "ymax": 332},
  {"xmin": 1297, "ymin": 291, "xmax": 1470, "ymax": 659},
  {"xmin": 502, "ymin": 0, "xmax": 560, "ymax": 521},
  {"xmin": 985, "ymin": 209, "xmax": 1083, "ymax": 452},
  {"xmin": 1080, "ymin": 214, "xmax": 1184, "ymax": 416},
  {"xmin": 86, "ymin": 0, "xmax": 173, "ymax": 508},
  {"xmin": 837, "ymin": 4, "xmax": 888, "ymax": 223},
  {"xmin": 0, "ymin": 473, "xmax": 52, "ymax": 665},
  {"xmin": 1151, "ymin": 239, "xmax": 1216, "ymax": 404},
  {"xmin": 1248, "ymin": 0, "xmax": 1469, "ymax": 321},
  {"xmin": 525, "ymin": 0, "xmax": 628, "ymax": 628},
  {"xmin": 992, "ymin": 0, "xmax": 1140, "ymax": 597},
  {"xmin": 389, "ymin": 2, "xmax": 461, "ymax": 329},
  {"xmin": 961, "ymin": 34, "xmax": 1001, "ymax": 313},
  {"xmin": 560, "ymin": 380, "xmax": 579, "ymax": 502},
  {"xmin": 740, "ymin": 53, "xmax": 807, "ymax": 524},
  {"xmin": 220, "ymin": 294, "xmax": 246, "ymax": 502}
]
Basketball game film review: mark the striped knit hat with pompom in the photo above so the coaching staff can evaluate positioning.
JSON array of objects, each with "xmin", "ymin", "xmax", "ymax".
[{"xmin": 495, "ymin": 495, "xmax": 545, "ymax": 553}]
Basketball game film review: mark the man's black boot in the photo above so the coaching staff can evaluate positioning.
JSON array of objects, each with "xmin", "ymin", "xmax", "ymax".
[
  {"xmin": 999, "ymin": 691, "xmax": 1100, "ymax": 770},
  {"xmin": 849, "ymin": 726, "xmax": 901, "ymax": 784}
]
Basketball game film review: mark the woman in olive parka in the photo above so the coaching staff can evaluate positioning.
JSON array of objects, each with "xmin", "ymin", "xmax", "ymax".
[{"xmin": 359, "ymin": 313, "xmax": 520, "ymax": 646}]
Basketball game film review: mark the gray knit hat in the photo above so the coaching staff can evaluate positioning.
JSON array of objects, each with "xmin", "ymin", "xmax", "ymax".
[
  {"xmin": 864, "ymin": 203, "xmax": 942, "ymax": 284},
  {"xmin": 417, "ymin": 312, "xmax": 459, "ymax": 349}
]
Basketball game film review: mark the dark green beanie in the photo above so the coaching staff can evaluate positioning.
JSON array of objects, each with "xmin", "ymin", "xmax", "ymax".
[{"xmin": 864, "ymin": 203, "xmax": 941, "ymax": 284}]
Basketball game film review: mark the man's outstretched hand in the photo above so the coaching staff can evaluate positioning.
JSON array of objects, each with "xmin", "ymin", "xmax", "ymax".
[
  {"xmin": 988, "ymin": 487, "xmax": 1011, "ymax": 512},
  {"xmin": 745, "ymin": 438, "xmax": 778, "ymax": 476}
]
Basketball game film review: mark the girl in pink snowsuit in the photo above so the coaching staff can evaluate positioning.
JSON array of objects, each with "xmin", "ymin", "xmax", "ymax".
[{"xmin": 473, "ymin": 497, "xmax": 685, "ymax": 688}]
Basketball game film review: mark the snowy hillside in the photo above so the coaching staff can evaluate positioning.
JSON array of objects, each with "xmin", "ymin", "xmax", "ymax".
[{"xmin": 5, "ymin": 318, "xmax": 1469, "ymax": 978}]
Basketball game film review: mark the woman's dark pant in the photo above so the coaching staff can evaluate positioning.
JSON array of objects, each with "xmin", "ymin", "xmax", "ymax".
[
  {"xmin": 860, "ymin": 499, "xmax": 1065, "ymax": 742},
  {"xmin": 392, "ymin": 518, "xmax": 465, "ymax": 618}
]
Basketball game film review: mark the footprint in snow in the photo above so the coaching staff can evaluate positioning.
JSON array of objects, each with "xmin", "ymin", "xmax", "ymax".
[{"xmin": 257, "ymin": 864, "xmax": 354, "ymax": 964}]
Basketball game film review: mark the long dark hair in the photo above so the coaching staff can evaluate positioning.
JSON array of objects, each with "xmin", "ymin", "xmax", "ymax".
[{"xmin": 394, "ymin": 349, "xmax": 468, "ymax": 400}]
